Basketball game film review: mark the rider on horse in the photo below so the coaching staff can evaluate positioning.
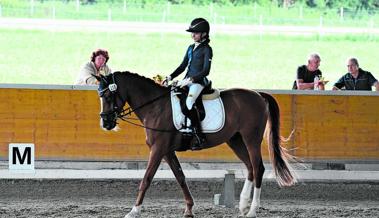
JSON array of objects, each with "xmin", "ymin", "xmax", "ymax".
[{"xmin": 163, "ymin": 18, "xmax": 213, "ymax": 150}]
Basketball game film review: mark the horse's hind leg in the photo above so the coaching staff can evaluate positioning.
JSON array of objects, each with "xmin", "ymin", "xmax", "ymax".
[
  {"xmin": 164, "ymin": 152, "xmax": 194, "ymax": 218},
  {"xmin": 241, "ymin": 129, "xmax": 266, "ymax": 218},
  {"xmin": 226, "ymin": 133, "xmax": 254, "ymax": 216}
]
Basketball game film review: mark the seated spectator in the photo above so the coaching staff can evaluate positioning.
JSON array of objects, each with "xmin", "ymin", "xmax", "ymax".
[
  {"xmin": 332, "ymin": 57, "xmax": 379, "ymax": 91},
  {"xmin": 75, "ymin": 49, "xmax": 112, "ymax": 85},
  {"xmin": 292, "ymin": 53, "xmax": 325, "ymax": 90}
]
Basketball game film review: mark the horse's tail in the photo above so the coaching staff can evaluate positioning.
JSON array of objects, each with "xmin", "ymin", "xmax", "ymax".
[{"xmin": 259, "ymin": 92, "xmax": 297, "ymax": 187}]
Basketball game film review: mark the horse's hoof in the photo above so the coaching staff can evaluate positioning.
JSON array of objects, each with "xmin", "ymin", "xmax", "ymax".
[
  {"xmin": 245, "ymin": 211, "xmax": 257, "ymax": 218},
  {"xmin": 183, "ymin": 211, "xmax": 194, "ymax": 218},
  {"xmin": 124, "ymin": 206, "xmax": 141, "ymax": 218},
  {"xmin": 124, "ymin": 213, "xmax": 140, "ymax": 218},
  {"xmin": 239, "ymin": 207, "xmax": 249, "ymax": 216},
  {"xmin": 239, "ymin": 198, "xmax": 250, "ymax": 216}
]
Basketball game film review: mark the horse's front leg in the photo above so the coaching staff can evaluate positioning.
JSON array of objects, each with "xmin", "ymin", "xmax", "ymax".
[
  {"xmin": 125, "ymin": 148, "xmax": 164, "ymax": 218},
  {"xmin": 164, "ymin": 152, "xmax": 194, "ymax": 218},
  {"xmin": 239, "ymin": 178, "xmax": 253, "ymax": 216}
]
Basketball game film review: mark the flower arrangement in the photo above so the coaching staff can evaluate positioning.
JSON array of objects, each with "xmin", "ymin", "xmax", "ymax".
[{"xmin": 153, "ymin": 74, "xmax": 163, "ymax": 84}]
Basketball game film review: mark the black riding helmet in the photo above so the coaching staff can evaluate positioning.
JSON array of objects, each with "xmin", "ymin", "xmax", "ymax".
[{"xmin": 186, "ymin": 18, "xmax": 210, "ymax": 34}]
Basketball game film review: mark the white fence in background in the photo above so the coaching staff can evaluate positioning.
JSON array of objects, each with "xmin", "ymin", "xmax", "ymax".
[
  {"xmin": 0, "ymin": 1, "xmax": 378, "ymax": 29},
  {"xmin": 1, "ymin": 17, "xmax": 378, "ymax": 37}
]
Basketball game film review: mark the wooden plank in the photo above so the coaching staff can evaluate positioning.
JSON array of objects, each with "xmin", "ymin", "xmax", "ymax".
[{"xmin": 0, "ymin": 88, "xmax": 378, "ymax": 161}]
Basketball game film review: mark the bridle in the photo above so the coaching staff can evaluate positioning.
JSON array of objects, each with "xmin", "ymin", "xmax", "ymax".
[
  {"xmin": 98, "ymin": 74, "xmax": 124, "ymax": 128},
  {"xmin": 97, "ymin": 74, "xmax": 178, "ymax": 132}
]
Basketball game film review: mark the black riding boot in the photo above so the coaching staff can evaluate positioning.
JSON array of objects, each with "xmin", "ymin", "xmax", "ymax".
[{"xmin": 189, "ymin": 107, "xmax": 207, "ymax": 150}]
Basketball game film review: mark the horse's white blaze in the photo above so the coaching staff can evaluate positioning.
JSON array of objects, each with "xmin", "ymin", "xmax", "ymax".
[
  {"xmin": 124, "ymin": 205, "xmax": 141, "ymax": 218},
  {"xmin": 112, "ymin": 125, "xmax": 120, "ymax": 131},
  {"xmin": 246, "ymin": 187, "xmax": 261, "ymax": 217},
  {"xmin": 239, "ymin": 178, "xmax": 253, "ymax": 215},
  {"xmin": 100, "ymin": 98, "xmax": 105, "ymax": 129},
  {"xmin": 100, "ymin": 98, "xmax": 104, "ymax": 113}
]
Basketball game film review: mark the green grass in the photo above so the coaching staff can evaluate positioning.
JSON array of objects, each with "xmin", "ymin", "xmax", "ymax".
[{"xmin": 1, "ymin": 28, "xmax": 379, "ymax": 89}]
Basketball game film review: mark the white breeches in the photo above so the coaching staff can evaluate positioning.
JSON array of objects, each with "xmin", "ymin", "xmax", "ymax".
[{"xmin": 186, "ymin": 83, "xmax": 204, "ymax": 110}]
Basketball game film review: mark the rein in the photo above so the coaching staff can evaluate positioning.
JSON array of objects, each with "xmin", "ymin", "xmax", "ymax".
[{"xmin": 117, "ymin": 86, "xmax": 181, "ymax": 132}]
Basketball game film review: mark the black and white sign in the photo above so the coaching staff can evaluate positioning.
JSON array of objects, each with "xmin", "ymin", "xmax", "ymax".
[{"xmin": 9, "ymin": 143, "xmax": 35, "ymax": 172}]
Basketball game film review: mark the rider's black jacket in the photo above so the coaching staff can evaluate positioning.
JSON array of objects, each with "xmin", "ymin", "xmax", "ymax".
[{"xmin": 170, "ymin": 40, "xmax": 212, "ymax": 86}]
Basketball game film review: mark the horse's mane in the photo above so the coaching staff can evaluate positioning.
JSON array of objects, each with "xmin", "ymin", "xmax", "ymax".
[{"xmin": 114, "ymin": 71, "xmax": 169, "ymax": 92}]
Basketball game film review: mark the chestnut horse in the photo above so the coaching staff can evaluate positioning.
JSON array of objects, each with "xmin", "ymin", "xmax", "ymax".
[{"xmin": 94, "ymin": 71, "xmax": 296, "ymax": 218}]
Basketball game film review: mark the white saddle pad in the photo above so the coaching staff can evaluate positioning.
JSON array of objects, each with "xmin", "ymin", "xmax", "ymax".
[{"xmin": 171, "ymin": 91, "xmax": 225, "ymax": 133}]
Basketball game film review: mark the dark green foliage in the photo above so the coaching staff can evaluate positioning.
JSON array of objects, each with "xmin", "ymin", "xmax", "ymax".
[
  {"xmin": 165, "ymin": 0, "xmax": 379, "ymax": 10},
  {"xmin": 304, "ymin": 0, "xmax": 379, "ymax": 10},
  {"xmin": 3, "ymin": 0, "xmax": 379, "ymax": 11}
]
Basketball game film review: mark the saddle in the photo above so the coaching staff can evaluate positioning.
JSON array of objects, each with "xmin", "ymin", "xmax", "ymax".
[
  {"xmin": 172, "ymin": 82, "xmax": 224, "ymax": 151},
  {"xmin": 176, "ymin": 81, "xmax": 215, "ymax": 121}
]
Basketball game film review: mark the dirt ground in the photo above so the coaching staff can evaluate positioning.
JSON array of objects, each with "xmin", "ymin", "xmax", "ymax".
[{"xmin": 1, "ymin": 179, "xmax": 378, "ymax": 218}]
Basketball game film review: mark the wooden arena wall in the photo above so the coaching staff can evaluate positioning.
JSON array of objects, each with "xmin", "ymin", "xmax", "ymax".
[{"xmin": 0, "ymin": 85, "xmax": 378, "ymax": 162}]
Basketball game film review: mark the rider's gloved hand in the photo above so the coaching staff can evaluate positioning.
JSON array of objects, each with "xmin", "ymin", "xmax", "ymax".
[
  {"xmin": 161, "ymin": 76, "xmax": 172, "ymax": 87},
  {"xmin": 177, "ymin": 77, "xmax": 193, "ymax": 88}
]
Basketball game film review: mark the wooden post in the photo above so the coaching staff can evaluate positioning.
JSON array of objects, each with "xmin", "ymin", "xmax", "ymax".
[
  {"xmin": 52, "ymin": 6, "xmax": 56, "ymax": 19},
  {"xmin": 254, "ymin": 2, "xmax": 257, "ymax": 19},
  {"xmin": 108, "ymin": 9, "xmax": 112, "ymax": 21},
  {"xmin": 30, "ymin": 0, "xmax": 34, "ymax": 16},
  {"xmin": 369, "ymin": 18, "xmax": 374, "ymax": 38},
  {"xmin": 259, "ymin": 15, "xmax": 263, "ymax": 40},
  {"xmin": 318, "ymin": 16, "xmax": 323, "ymax": 38},
  {"xmin": 166, "ymin": 2, "xmax": 170, "ymax": 17},
  {"xmin": 209, "ymin": 2, "xmax": 213, "ymax": 17},
  {"xmin": 161, "ymin": 11, "xmax": 166, "ymax": 23},
  {"xmin": 123, "ymin": 0, "xmax": 127, "ymax": 14},
  {"xmin": 76, "ymin": 0, "xmax": 80, "ymax": 12}
]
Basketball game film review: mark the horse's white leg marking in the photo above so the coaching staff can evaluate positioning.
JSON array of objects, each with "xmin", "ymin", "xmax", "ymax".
[
  {"xmin": 239, "ymin": 178, "xmax": 253, "ymax": 216},
  {"xmin": 246, "ymin": 187, "xmax": 261, "ymax": 217},
  {"xmin": 124, "ymin": 205, "xmax": 141, "ymax": 218}
]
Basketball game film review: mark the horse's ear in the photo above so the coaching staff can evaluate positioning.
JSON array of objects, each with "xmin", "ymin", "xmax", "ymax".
[{"xmin": 92, "ymin": 74, "xmax": 101, "ymax": 82}]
